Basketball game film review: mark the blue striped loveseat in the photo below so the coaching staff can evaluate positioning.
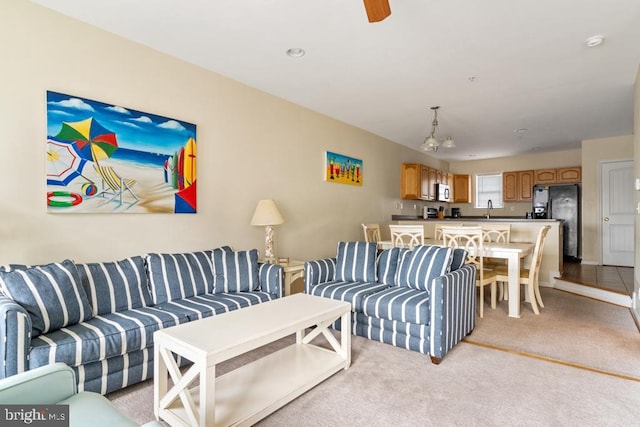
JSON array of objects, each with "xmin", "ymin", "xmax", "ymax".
[
  {"xmin": 0, "ymin": 246, "xmax": 283, "ymax": 394},
  {"xmin": 305, "ymin": 242, "xmax": 476, "ymax": 364}
]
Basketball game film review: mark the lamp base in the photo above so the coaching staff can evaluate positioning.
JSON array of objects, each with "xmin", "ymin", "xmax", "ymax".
[{"xmin": 264, "ymin": 225, "xmax": 276, "ymax": 262}]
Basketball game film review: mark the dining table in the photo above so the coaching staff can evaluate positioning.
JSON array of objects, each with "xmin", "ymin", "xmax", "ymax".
[{"xmin": 481, "ymin": 241, "xmax": 533, "ymax": 318}]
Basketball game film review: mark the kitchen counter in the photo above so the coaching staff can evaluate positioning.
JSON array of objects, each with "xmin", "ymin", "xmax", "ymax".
[
  {"xmin": 389, "ymin": 218, "xmax": 563, "ymax": 287},
  {"xmin": 391, "ymin": 215, "xmax": 561, "ymax": 222}
]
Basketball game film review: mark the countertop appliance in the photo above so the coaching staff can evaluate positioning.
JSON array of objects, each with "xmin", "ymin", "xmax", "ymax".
[
  {"xmin": 451, "ymin": 207, "xmax": 461, "ymax": 218},
  {"xmin": 423, "ymin": 207, "xmax": 438, "ymax": 219},
  {"xmin": 533, "ymin": 183, "xmax": 580, "ymax": 261},
  {"xmin": 435, "ymin": 184, "xmax": 450, "ymax": 202}
]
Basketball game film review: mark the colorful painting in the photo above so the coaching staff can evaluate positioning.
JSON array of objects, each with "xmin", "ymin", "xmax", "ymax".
[
  {"xmin": 324, "ymin": 151, "xmax": 363, "ymax": 186},
  {"xmin": 46, "ymin": 91, "xmax": 197, "ymax": 213}
]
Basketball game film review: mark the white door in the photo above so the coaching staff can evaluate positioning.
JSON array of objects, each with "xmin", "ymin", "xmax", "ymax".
[{"xmin": 601, "ymin": 160, "xmax": 634, "ymax": 266}]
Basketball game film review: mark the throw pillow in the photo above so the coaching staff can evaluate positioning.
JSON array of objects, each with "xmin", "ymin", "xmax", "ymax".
[
  {"xmin": 376, "ymin": 247, "xmax": 407, "ymax": 285},
  {"xmin": 76, "ymin": 256, "xmax": 153, "ymax": 316},
  {"xmin": 145, "ymin": 250, "xmax": 215, "ymax": 305},
  {"xmin": 395, "ymin": 245, "xmax": 453, "ymax": 291},
  {"xmin": 211, "ymin": 248, "xmax": 260, "ymax": 293},
  {"xmin": 335, "ymin": 241, "xmax": 377, "ymax": 282},
  {"xmin": 0, "ymin": 259, "xmax": 93, "ymax": 337}
]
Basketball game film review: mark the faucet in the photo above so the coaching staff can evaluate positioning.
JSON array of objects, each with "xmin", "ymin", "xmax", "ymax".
[{"xmin": 485, "ymin": 199, "xmax": 493, "ymax": 219}]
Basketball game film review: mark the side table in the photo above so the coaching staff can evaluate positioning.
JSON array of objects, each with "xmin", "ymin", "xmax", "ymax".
[{"xmin": 280, "ymin": 260, "xmax": 305, "ymax": 296}]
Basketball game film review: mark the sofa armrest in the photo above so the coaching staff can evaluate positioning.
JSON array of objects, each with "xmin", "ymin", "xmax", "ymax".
[
  {"xmin": 259, "ymin": 263, "xmax": 284, "ymax": 298},
  {"xmin": 429, "ymin": 264, "xmax": 477, "ymax": 363},
  {"xmin": 304, "ymin": 258, "xmax": 336, "ymax": 293},
  {"xmin": 0, "ymin": 362, "xmax": 76, "ymax": 404},
  {"xmin": 0, "ymin": 295, "xmax": 31, "ymax": 379}
]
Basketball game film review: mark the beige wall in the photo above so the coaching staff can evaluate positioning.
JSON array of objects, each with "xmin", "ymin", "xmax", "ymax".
[
  {"xmin": 581, "ymin": 135, "xmax": 634, "ymax": 264},
  {"xmin": 448, "ymin": 149, "xmax": 581, "ymax": 217},
  {"xmin": 634, "ymin": 66, "xmax": 640, "ymax": 316},
  {"xmin": 0, "ymin": 2, "xmax": 442, "ymax": 264}
]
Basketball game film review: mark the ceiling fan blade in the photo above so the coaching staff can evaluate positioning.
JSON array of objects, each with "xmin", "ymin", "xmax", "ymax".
[{"xmin": 363, "ymin": 0, "xmax": 391, "ymax": 23}]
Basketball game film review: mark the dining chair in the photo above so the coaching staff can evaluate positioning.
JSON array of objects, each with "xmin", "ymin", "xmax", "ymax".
[
  {"xmin": 389, "ymin": 225, "xmax": 424, "ymax": 250},
  {"xmin": 441, "ymin": 225, "xmax": 497, "ymax": 318},
  {"xmin": 481, "ymin": 223, "xmax": 511, "ymax": 268},
  {"xmin": 362, "ymin": 223, "xmax": 382, "ymax": 243},
  {"xmin": 495, "ymin": 225, "xmax": 551, "ymax": 315},
  {"xmin": 434, "ymin": 223, "xmax": 463, "ymax": 243},
  {"xmin": 362, "ymin": 223, "xmax": 393, "ymax": 250}
]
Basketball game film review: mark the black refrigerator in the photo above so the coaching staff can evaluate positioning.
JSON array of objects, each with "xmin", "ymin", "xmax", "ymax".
[{"xmin": 532, "ymin": 184, "xmax": 581, "ymax": 261}]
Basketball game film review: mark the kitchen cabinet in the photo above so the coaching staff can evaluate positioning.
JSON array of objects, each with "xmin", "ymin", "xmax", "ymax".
[
  {"xmin": 427, "ymin": 167, "xmax": 437, "ymax": 200},
  {"xmin": 401, "ymin": 163, "xmax": 431, "ymax": 200},
  {"xmin": 557, "ymin": 167, "xmax": 581, "ymax": 183},
  {"xmin": 503, "ymin": 170, "xmax": 534, "ymax": 202},
  {"xmin": 534, "ymin": 169, "xmax": 557, "ymax": 184},
  {"xmin": 452, "ymin": 174, "xmax": 471, "ymax": 203}
]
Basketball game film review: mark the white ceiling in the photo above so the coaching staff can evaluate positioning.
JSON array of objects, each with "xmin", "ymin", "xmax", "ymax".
[{"xmin": 31, "ymin": 0, "xmax": 640, "ymax": 161}]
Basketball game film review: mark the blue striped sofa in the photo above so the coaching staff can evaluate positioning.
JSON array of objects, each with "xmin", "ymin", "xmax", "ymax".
[
  {"xmin": 305, "ymin": 242, "xmax": 476, "ymax": 364},
  {"xmin": 0, "ymin": 247, "xmax": 283, "ymax": 395}
]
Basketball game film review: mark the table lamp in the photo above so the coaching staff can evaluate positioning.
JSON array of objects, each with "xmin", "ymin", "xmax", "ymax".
[{"xmin": 250, "ymin": 199, "xmax": 284, "ymax": 263}]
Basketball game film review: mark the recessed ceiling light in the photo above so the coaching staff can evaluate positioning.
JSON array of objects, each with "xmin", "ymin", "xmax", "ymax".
[
  {"xmin": 585, "ymin": 35, "xmax": 604, "ymax": 48},
  {"xmin": 467, "ymin": 76, "xmax": 477, "ymax": 83},
  {"xmin": 514, "ymin": 128, "xmax": 528, "ymax": 133},
  {"xmin": 286, "ymin": 48, "xmax": 306, "ymax": 58}
]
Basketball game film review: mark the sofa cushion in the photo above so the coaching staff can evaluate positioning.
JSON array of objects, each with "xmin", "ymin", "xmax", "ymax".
[
  {"xmin": 156, "ymin": 291, "xmax": 273, "ymax": 321},
  {"xmin": 307, "ymin": 280, "xmax": 389, "ymax": 312},
  {"xmin": 77, "ymin": 256, "xmax": 152, "ymax": 316},
  {"xmin": 395, "ymin": 245, "xmax": 453, "ymax": 291},
  {"xmin": 376, "ymin": 248, "xmax": 407, "ymax": 286},
  {"xmin": 28, "ymin": 306, "xmax": 190, "ymax": 369},
  {"xmin": 146, "ymin": 251, "xmax": 214, "ymax": 305},
  {"xmin": 449, "ymin": 248, "xmax": 468, "ymax": 271},
  {"xmin": 335, "ymin": 242, "xmax": 377, "ymax": 282},
  {"xmin": 211, "ymin": 249, "xmax": 260, "ymax": 293},
  {"xmin": 362, "ymin": 287, "xmax": 431, "ymax": 324},
  {"xmin": 0, "ymin": 260, "xmax": 93, "ymax": 337}
]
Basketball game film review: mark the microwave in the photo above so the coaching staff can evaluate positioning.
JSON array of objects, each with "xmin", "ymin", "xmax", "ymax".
[{"xmin": 436, "ymin": 184, "xmax": 451, "ymax": 202}]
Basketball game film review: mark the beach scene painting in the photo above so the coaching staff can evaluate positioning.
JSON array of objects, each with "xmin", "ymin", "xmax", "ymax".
[
  {"xmin": 324, "ymin": 151, "xmax": 363, "ymax": 186},
  {"xmin": 46, "ymin": 91, "xmax": 197, "ymax": 213}
]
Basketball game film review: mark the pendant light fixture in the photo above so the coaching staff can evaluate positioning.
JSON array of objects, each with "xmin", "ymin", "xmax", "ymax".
[{"xmin": 420, "ymin": 106, "xmax": 455, "ymax": 152}]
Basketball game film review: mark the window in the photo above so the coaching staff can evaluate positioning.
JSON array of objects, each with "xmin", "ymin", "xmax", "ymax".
[{"xmin": 475, "ymin": 173, "xmax": 503, "ymax": 209}]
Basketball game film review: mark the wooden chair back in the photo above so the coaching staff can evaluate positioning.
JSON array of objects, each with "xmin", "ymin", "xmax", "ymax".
[
  {"xmin": 361, "ymin": 223, "xmax": 382, "ymax": 243},
  {"xmin": 389, "ymin": 225, "xmax": 424, "ymax": 250}
]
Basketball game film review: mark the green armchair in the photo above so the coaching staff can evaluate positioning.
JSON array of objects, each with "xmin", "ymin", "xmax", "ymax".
[{"xmin": 0, "ymin": 363, "xmax": 162, "ymax": 427}]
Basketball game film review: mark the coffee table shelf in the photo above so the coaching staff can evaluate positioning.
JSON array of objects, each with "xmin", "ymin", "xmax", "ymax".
[
  {"xmin": 154, "ymin": 294, "xmax": 351, "ymax": 427},
  {"xmin": 163, "ymin": 344, "xmax": 345, "ymax": 426}
]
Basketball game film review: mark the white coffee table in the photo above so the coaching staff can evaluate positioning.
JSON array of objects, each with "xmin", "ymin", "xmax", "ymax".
[{"xmin": 153, "ymin": 293, "xmax": 351, "ymax": 427}]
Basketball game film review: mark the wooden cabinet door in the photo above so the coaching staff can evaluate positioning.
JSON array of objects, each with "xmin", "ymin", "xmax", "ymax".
[
  {"xmin": 401, "ymin": 164, "xmax": 420, "ymax": 199},
  {"xmin": 535, "ymin": 169, "xmax": 557, "ymax": 184},
  {"xmin": 503, "ymin": 171, "xmax": 518, "ymax": 201},
  {"xmin": 427, "ymin": 167, "xmax": 437, "ymax": 200},
  {"xmin": 420, "ymin": 165, "xmax": 430, "ymax": 200},
  {"xmin": 557, "ymin": 167, "xmax": 581, "ymax": 183},
  {"xmin": 453, "ymin": 174, "xmax": 470, "ymax": 203},
  {"xmin": 519, "ymin": 170, "xmax": 534, "ymax": 201}
]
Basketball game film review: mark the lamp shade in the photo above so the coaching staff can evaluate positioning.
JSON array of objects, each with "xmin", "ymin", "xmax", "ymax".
[{"xmin": 250, "ymin": 199, "xmax": 284, "ymax": 226}]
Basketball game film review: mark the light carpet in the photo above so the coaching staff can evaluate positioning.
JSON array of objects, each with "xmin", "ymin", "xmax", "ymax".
[
  {"xmin": 465, "ymin": 287, "xmax": 640, "ymax": 380},
  {"xmin": 108, "ymin": 289, "xmax": 640, "ymax": 426}
]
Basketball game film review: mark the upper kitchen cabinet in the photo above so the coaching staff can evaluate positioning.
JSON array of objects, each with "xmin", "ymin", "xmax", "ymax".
[
  {"xmin": 534, "ymin": 167, "xmax": 582, "ymax": 184},
  {"xmin": 557, "ymin": 167, "xmax": 582, "ymax": 183},
  {"xmin": 452, "ymin": 174, "xmax": 471, "ymax": 203},
  {"xmin": 503, "ymin": 170, "xmax": 534, "ymax": 202},
  {"xmin": 534, "ymin": 169, "xmax": 557, "ymax": 184},
  {"xmin": 401, "ymin": 163, "xmax": 432, "ymax": 200}
]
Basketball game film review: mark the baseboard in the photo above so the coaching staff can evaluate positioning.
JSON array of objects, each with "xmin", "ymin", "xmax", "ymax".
[{"xmin": 554, "ymin": 279, "xmax": 632, "ymax": 307}]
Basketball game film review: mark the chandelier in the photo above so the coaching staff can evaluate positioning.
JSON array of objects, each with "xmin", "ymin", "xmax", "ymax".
[{"xmin": 420, "ymin": 106, "xmax": 455, "ymax": 152}]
